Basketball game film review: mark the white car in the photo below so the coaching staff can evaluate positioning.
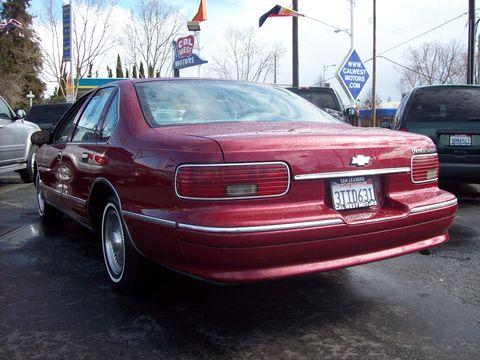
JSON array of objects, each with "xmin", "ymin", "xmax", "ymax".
[{"xmin": 0, "ymin": 96, "xmax": 40, "ymax": 182}]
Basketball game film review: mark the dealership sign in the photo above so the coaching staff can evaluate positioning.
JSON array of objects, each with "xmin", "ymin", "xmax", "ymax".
[
  {"xmin": 62, "ymin": 4, "xmax": 71, "ymax": 62},
  {"xmin": 172, "ymin": 35, "xmax": 207, "ymax": 70},
  {"xmin": 337, "ymin": 50, "xmax": 369, "ymax": 101}
]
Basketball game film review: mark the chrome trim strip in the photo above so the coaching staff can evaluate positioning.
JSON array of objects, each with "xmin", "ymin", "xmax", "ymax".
[
  {"xmin": 178, "ymin": 218, "xmax": 344, "ymax": 233},
  {"xmin": 122, "ymin": 210, "xmax": 176, "ymax": 228},
  {"xmin": 411, "ymin": 153, "xmax": 439, "ymax": 184},
  {"xmin": 40, "ymin": 182, "xmax": 61, "ymax": 195},
  {"xmin": 174, "ymin": 161, "xmax": 291, "ymax": 201},
  {"xmin": 410, "ymin": 199, "xmax": 457, "ymax": 214},
  {"xmin": 294, "ymin": 167, "xmax": 411, "ymax": 181},
  {"xmin": 62, "ymin": 191, "xmax": 87, "ymax": 205}
]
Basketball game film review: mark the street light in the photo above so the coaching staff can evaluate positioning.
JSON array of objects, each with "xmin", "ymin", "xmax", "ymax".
[{"xmin": 322, "ymin": 64, "xmax": 336, "ymax": 86}]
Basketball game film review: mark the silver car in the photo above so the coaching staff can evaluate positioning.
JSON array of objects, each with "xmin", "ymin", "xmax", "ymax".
[{"xmin": 0, "ymin": 96, "xmax": 40, "ymax": 182}]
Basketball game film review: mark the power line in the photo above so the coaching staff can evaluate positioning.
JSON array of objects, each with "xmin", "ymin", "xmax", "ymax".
[
  {"xmin": 374, "ymin": 11, "xmax": 468, "ymax": 59},
  {"xmin": 324, "ymin": 11, "xmax": 470, "ymax": 82},
  {"xmin": 377, "ymin": 55, "xmax": 449, "ymax": 84}
]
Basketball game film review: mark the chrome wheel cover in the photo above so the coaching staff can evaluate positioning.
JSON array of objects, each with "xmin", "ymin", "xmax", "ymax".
[{"xmin": 102, "ymin": 204, "xmax": 125, "ymax": 281}]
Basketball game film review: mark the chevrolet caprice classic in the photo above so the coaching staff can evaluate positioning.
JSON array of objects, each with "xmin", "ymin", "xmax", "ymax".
[{"xmin": 31, "ymin": 79, "xmax": 457, "ymax": 292}]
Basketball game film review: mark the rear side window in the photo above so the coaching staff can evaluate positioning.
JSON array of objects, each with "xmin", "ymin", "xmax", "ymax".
[
  {"xmin": 99, "ymin": 92, "xmax": 119, "ymax": 142},
  {"xmin": 72, "ymin": 87, "xmax": 114, "ymax": 142},
  {"xmin": 406, "ymin": 88, "xmax": 480, "ymax": 122}
]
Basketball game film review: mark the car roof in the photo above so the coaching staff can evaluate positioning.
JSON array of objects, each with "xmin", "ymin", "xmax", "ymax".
[
  {"xmin": 30, "ymin": 103, "xmax": 71, "ymax": 108},
  {"xmin": 414, "ymin": 84, "xmax": 480, "ymax": 91}
]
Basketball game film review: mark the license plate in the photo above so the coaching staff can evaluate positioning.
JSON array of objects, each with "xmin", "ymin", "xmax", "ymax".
[
  {"xmin": 330, "ymin": 176, "xmax": 378, "ymax": 211},
  {"xmin": 450, "ymin": 134, "xmax": 472, "ymax": 146}
]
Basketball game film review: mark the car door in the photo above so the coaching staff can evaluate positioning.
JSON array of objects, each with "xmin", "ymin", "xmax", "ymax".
[
  {"xmin": 37, "ymin": 96, "xmax": 89, "ymax": 209},
  {"xmin": 60, "ymin": 87, "xmax": 116, "ymax": 224},
  {"xmin": 0, "ymin": 97, "xmax": 24, "ymax": 165}
]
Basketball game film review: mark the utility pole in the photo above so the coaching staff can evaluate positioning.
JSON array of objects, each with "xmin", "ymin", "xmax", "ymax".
[
  {"xmin": 273, "ymin": 52, "xmax": 277, "ymax": 84},
  {"xmin": 467, "ymin": 0, "xmax": 475, "ymax": 84},
  {"xmin": 371, "ymin": 0, "xmax": 377, "ymax": 127},
  {"xmin": 350, "ymin": 0, "xmax": 354, "ymax": 50},
  {"xmin": 292, "ymin": 0, "xmax": 299, "ymax": 87}
]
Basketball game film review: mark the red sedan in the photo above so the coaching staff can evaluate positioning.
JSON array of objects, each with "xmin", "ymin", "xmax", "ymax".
[{"xmin": 32, "ymin": 79, "xmax": 457, "ymax": 292}]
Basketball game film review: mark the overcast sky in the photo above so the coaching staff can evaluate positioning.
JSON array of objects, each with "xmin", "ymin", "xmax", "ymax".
[{"xmin": 31, "ymin": 0, "xmax": 470, "ymax": 104}]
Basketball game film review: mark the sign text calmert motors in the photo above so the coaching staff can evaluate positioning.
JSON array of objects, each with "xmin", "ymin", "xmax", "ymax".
[
  {"xmin": 172, "ymin": 35, "xmax": 207, "ymax": 70},
  {"xmin": 337, "ymin": 50, "xmax": 370, "ymax": 101}
]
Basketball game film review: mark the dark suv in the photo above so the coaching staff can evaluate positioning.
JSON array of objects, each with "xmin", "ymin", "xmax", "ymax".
[
  {"xmin": 288, "ymin": 86, "xmax": 355, "ymax": 123},
  {"xmin": 25, "ymin": 103, "xmax": 71, "ymax": 131},
  {"xmin": 392, "ymin": 85, "xmax": 480, "ymax": 182}
]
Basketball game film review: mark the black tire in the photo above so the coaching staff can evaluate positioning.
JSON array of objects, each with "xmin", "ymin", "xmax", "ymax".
[
  {"xmin": 36, "ymin": 171, "xmax": 61, "ymax": 222},
  {"xmin": 101, "ymin": 196, "xmax": 144, "ymax": 294},
  {"xmin": 18, "ymin": 145, "xmax": 38, "ymax": 183}
]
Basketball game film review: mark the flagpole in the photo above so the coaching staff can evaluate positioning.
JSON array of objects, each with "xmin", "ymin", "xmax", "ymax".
[
  {"xmin": 292, "ymin": 0, "xmax": 299, "ymax": 87},
  {"xmin": 196, "ymin": 31, "xmax": 201, "ymax": 77}
]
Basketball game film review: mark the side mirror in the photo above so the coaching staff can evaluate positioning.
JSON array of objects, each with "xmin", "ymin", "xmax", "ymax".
[
  {"xmin": 380, "ymin": 120, "xmax": 391, "ymax": 129},
  {"xmin": 31, "ymin": 130, "xmax": 51, "ymax": 146},
  {"xmin": 345, "ymin": 107, "xmax": 356, "ymax": 117},
  {"xmin": 16, "ymin": 109, "xmax": 27, "ymax": 119}
]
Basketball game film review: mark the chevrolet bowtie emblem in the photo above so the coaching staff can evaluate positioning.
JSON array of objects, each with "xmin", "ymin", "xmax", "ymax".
[{"xmin": 351, "ymin": 155, "xmax": 371, "ymax": 166}]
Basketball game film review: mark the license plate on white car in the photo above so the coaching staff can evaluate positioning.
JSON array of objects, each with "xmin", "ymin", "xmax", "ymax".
[
  {"xmin": 330, "ymin": 176, "xmax": 378, "ymax": 211},
  {"xmin": 450, "ymin": 134, "xmax": 472, "ymax": 146}
]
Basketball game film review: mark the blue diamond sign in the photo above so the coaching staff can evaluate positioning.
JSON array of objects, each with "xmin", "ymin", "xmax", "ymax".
[{"xmin": 337, "ymin": 50, "xmax": 369, "ymax": 101}]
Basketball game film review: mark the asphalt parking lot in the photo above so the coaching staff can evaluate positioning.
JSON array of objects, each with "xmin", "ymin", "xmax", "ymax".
[{"xmin": 0, "ymin": 174, "xmax": 479, "ymax": 359}]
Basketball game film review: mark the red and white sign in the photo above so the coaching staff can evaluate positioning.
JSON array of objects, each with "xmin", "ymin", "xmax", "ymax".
[{"xmin": 176, "ymin": 35, "xmax": 195, "ymax": 59}]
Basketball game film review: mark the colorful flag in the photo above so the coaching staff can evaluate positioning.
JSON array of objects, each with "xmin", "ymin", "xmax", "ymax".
[
  {"xmin": 259, "ymin": 5, "xmax": 304, "ymax": 27},
  {"xmin": 192, "ymin": 0, "xmax": 207, "ymax": 22}
]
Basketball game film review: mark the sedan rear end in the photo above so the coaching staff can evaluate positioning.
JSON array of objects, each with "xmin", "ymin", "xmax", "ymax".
[{"xmin": 120, "ymin": 80, "xmax": 456, "ymax": 283}]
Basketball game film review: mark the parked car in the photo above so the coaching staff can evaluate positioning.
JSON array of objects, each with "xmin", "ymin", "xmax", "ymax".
[
  {"xmin": 0, "ymin": 96, "xmax": 40, "ymax": 182},
  {"xmin": 25, "ymin": 103, "xmax": 71, "ymax": 130},
  {"xmin": 390, "ymin": 85, "xmax": 480, "ymax": 182},
  {"xmin": 32, "ymin": 79, "xmax": 457, "ymax": 293},
  {"xmin": 287, "ymin": 86, "xmax": 355, "ymax": 122}
]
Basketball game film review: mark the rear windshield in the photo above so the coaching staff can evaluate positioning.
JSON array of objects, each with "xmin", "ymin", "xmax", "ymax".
[
  {"xmin": 26, "ymin": 104, "xmax": 71, "ymax": 124},
  {"xmin": 407, "ymin": 88, "xmax": 480, "ymax": 122},
  {"xmin": 135, "ymin": 80, "xmax": 340, "ymax": 127}
]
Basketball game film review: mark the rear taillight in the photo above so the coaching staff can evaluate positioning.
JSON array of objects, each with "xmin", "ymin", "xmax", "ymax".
[
  {"xmin": 399, "ymin": 127, "xmax": 408, "ymax": 132},
  {"xmin": 411, "ymin": 154, "xmax": 438, "ymax": 184},
  {"xmin": 175, "ymin": 162, "xmax": 290, "ymax": 200}
]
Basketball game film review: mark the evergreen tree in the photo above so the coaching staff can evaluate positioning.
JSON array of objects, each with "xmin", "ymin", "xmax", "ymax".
[
  {"xmin": 147, "ymin": 63, "xmax": 154, "ymax": 78},
  {"xmin": 115, "ymin": 54, "xmax": 124, "ymax": 78},
  {"xmin": 139, "ymin": 61, "xmax": 145, "ymax": 78},
  {"xmin": 0, "ymin": 0, "xmax": 45, "ymax": 108},
  {"xmin": 125, "ymin": 68, "xmax": 129, "ymax": 78},
  {"xmin": 132, "ymin": 64, "xmax": 137, "ymax": 78},
  {"xmin": 107, "ymin": 66, "xmax": 112, "ymax": 78},
  {"xmin": 155, "ymin": 70, "xmax": 160, "ymax": 78}
]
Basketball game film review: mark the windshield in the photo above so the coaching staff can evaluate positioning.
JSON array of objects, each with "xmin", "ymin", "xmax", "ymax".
[
  {"xmin": 407, "ymin": 87, "xmax": 480, "ymax": 122},
  {"xmin": 135, "ymin": 80, "xmax": 340, "ymax": 127}
]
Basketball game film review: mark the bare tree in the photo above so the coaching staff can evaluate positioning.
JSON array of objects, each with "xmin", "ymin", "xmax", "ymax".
[
  {"xmin": 38, "ymin": 0, "xmax": 67, "ymax": 97},
  {"xmin": 210, "ymin": 26, "xmax": 286, "ymax": 82},
  {"xmin": 39, "ymin": 0, "xmax": 117, "ymax": 97},
  {"xmin": 72, "ymin": 0, "xmax": 117, "ymax": 95},
  {"xmin": 399, "ymin": 40, "xmax": 466, "ymax": 92},
  {"xmin": 123, "ymin": 0, "xmax": 183, "ymax": 78}
]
